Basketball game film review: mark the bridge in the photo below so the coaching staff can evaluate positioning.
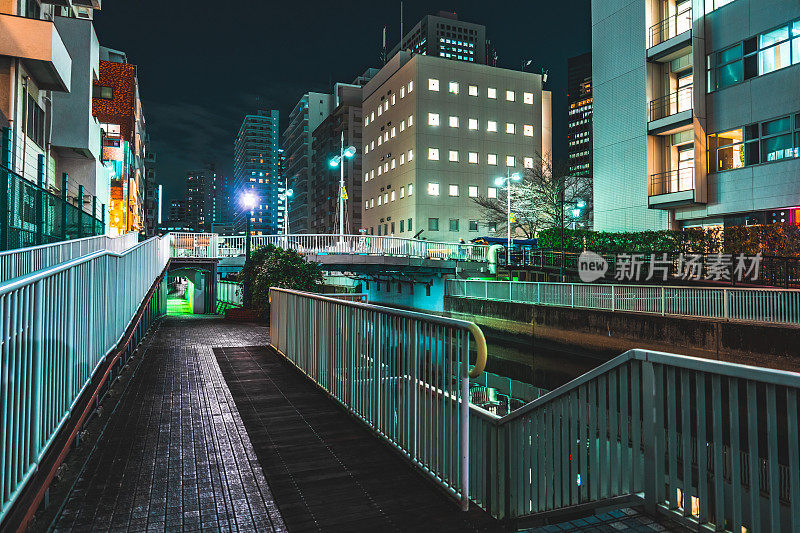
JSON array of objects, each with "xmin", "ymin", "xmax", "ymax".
[{"xmin": 1, "ymin": 232, "xmax": 799, "ymax": 532}]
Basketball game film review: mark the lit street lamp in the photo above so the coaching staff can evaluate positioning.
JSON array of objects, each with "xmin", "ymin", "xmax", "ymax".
[
  {"xmin": 241, "ymin": 191, "xmax": 257, "ymax": 307},
  {"xmin": 328, "ymin": 131, "xmax": 357, "ymax": 238},
  {"xmin": 279, "ymin": 188, "xmax": 293, "ymax": 236},
  {"xmin": 494, "ymin": 170, "xmax": 523, "ymax": 269}
]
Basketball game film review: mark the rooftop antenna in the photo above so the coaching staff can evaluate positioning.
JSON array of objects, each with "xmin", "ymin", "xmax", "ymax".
[
  {"xmin": 381, "ymin": 26, "xmax": 387, "ymax": 64},
  {"xmin": 400, "ymin": 1, "xmax": 404, "ymax": 44}
]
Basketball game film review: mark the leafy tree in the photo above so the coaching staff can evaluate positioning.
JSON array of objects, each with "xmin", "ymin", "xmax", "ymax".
[
  {"xmin": 473, "ymin": 153, "xmax": 592, "ymax": 238},
  {"xmin": 237, "ymin": 244, "xmax": 323, "ymax": 316}
]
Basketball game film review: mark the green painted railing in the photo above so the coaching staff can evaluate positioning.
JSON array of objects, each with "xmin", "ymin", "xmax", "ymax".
[{"xmin": 217, "ymin": 280, "xmax": 242, "ymax": 309}]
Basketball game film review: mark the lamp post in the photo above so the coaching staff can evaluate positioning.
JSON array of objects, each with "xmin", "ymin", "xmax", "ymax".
[
  {"xmin": 559, "ymin": 186, "xmax": 586, "ymax": 281},
  {"xmin": 279, "ymin": 188, "xmax": 293, "ymax": 236},
  {"xmin": 241, "ymin": 191, "xmax": 257, "ymax": 307},
  {"xmin": 494, "ymin": 170, "xmax": 523, "ymax": 269},
  {"xmin": 328, "ymin": 131, "xmax": 357, "ymax": 238}
]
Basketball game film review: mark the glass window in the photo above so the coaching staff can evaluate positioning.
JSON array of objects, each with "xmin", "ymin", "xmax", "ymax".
[
  {"xmin": 523, "ymin": 92, "xmax": 534, "ymax": 104},
  {"xmin": 408, "ymin": 115, "xmax": 413, "ymax": 126},
  {"xmin": 449, "ymin": 116, "xmax": 459, "ymax": 127},
  {"xmin": 524, "ymin": 157, "xmax": 534, "ymax": 168},
  {"xmin": 401, "ymin": 87, "xmax": 405, "ymax": 98},
  {"xmin": 378, "ymin": 196, "xmax": 382, "ymax": 206},
  {"xmin": 449, "ymin": 185, "xmax": 459, "ymax": 196},
  {"xmin": 487, "ymin": 121, "xmax": 497, "ymax": 132},
  {"xmin": 400, "ymin": 187, "xmax": 405, "ymax": 198},
  {"xmin": 429, "ymin": 78, "xmax": 439, "ymax": 91},
  {"xmin": 759, "ymin": 26, "xmax": 791, "ymax": 74},
  {"xmin": 449, "ymin": 81, "xmax": 459, "ymax": 94},
  {"xmin": 469, "ymin": 85, "xmax": 479, "ymax": 96},
  {"xmin": 762, "ymin": 116, "xmax": 791, "ymax": 136},
  {"xmin": 408, "ymin": 184, "xmax": 413, "ymax": 195},
  {"xmin": 377, "ymin": 106, "xmax": 382, "ymax": 116},
  {"xmin": 400, "ymin": 154, "xmax": 405, "ymax": 164},
  {"xmin": 469, "ymin": 220, "xmax": 479, "ymax": 231},
  {"xmin": 487, "ymin": 87, "xmax": 497, "ymax": 99},
  {"xmin": 391, "ymin": 94, "xmax": 396, "ymax": 105},
  {"xmin": 384, "ymin": 193, "xmax": 389, "ymax": 203},
  {"xmin": 762, "ymin": 133, "xmax": 793, "ymax": 161},
  {"xmin": 428, "ymin": 182, "xmax": 440, "ymax": 196},
  {"xmin": 506, "ymin": 123, "xmax": 516, "ymax": 134},
  {"xmin": 468, "ymin": 152, "xmax": 479, "ymax": 164},
  {"xmin": 409, "ymin": 80, "xmax": 414, "ymax": 92},
  {"xmin": 391, "ymin": 191, "xmax": 396, "ymax": 201},
  {"xmin": 793, "ymin": 21, "xmax": 800, "ymax": 65},
  {"xmin": 449, "ymin": 150, "xmax": 459, "ymax": 162},
  {"xmin": 486, "ymin": 154, "xmax": 496, "ymax": 165},
  {"xmin": 468, "ymin": 118, "xmax": 478, "ymax": 130},
  {"xmin": 708, "ymin": 128, "xmax": 744, "ymax": 171},
  {"xmin": 506, "ymin": 155, "xmax": 515, "ymax": 166},
  {"xmin": 400, "ymin": 220, "xmax": 404, "ymax": 232},
  {"xmin": 468, "ymin": 186, "xmax": 479, "ymax": 197},
  {"xmin": 488, "ymin": 187, "xmax": 497, "ymax": 199},
  {"xmin": 524, "ymin": 124, "xmax": 534, "ymax": 136},
  {"xmin": 449, "ymin": 219, "xmax": 459, "ymax": 232},
  {"xmin": 409, "ymin": 149, "xmax": 413, "ymax": 161},
  {"xmin": 428, "ymin": 113, "xmax": 440, "ymax": 126},
  {"xmin": 428, "ymin": 218, "xmax": 439, "ymax": 231},
  {"xmin": 384, "ymin": 101, "xmax": 389, "ymax": 111},
  {"xmin": 408, "ymin": 218, "xmax": 413, "ymax": 231},
  {"xmin": 506, "ymin": 90, "xmax": 515, "ymax": 101},
  {"xmin": 428, "ymin": 148, "xmax": 439, "ymax": 160},
  {"xmin": 400, "ymin": 120, "xmax": 405, "ymax": 131}
]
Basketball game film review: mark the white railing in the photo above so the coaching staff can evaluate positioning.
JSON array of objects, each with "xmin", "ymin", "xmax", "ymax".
[
  {"xmin": 446, "ymin": 280, "xmax": 800, "ymax": 325},
  {"xmin": 0, "ymin": 233, "xmax": 139, "ymax": 283},
  {"xmin": 0, "ymin": 235, "xmax": 169, "ymax": 524},
  {"xmin": 169, "ymin": 233, "xmax": 489, "ymax": 262},
  {"xmin": 269, "ymin": 287, "xmax": 487, "ymax": 511},
  {"xmin": 217, "ymin": 280, "xmax": 243, "ymax": 308}
]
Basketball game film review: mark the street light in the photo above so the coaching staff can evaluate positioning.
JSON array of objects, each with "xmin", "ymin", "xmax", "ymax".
[
  {"xmin": 279, "ymin": 188, "xmax": 293, "ymax": 236},
  {"xmin": 328, "ymin": 131, "xmax": 357, "ymax": 238},
  {"xmin": 494, "ymin": 170, "xmax": 523, "ymax": 269},
  {"xmin": 241, "ymin": 191, "xmax": 257, "ymax": 307}
]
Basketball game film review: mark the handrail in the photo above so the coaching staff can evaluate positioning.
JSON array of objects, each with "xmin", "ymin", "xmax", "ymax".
[
  {"xmin": 649, "ymin": 86, "xmax": 693, "ymax": 121},
  {"xmin": 649, "ymin": 167, "xmax": 695, "ymax": 196}
]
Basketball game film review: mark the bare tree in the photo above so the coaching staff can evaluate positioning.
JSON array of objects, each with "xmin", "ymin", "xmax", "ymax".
[{"xmin": 473, "ymin": 152, "xmax": 592, "ymax": 238}]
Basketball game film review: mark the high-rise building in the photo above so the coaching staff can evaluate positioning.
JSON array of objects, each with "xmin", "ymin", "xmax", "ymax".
[
  {"xmin": 283, "ymin": 94, "xmax": 334, "ymax": 233},
  {"xmin": 390, "ymin": 11, "xmax": 488, "ymax": 65},
  {"xmin": 592, "ymin": 0, "xmax": 800, "ymax": 232},
  {"xmin": 567, "ymin": 53, "xmax": 592, "ymax": 178},
  {"xmin": 362, "ymin": 51, "xmax": 551, "ymax": 241},
  {"xmin": 143, "ymin": 140, "xmax": 159, "ymax": 236},
  {"xmin": 233, "ymin": 110, "xmax": 280, "ymax": 235},
  {"xmin": 168, "ymin": 199, "xmax": 187, "ymax": 224},
  {"xmin": 186, "ymin": 164, "xmax": 216, "ymax": 232}
]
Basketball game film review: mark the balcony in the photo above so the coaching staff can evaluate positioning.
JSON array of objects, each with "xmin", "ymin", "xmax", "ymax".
[
  {"xmin": 647, "ymin": 8, "xmax": 692, "ymax": 61},
  {"xmin": 648, "ymin": 168, "xmax": 701, "ymax": 208},
  {"xmin": 648, "ymin": 86, "xmax": 693, "ymax": 134},
  {"xmin": 0, "ymin": 13, "xmax": 71, "ymax": 91}
]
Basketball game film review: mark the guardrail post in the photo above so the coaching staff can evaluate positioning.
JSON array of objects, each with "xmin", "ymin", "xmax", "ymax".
[
  {"xmin": 1, "ymin": 128, "xmax": 11, "ymax": 251},
  {"xmin": 571, "ymin": 283, "xmax": 575, "ymax": 308},
  {"xmin": 723, "ymin": 288, "xmax": 729, "ymax": 321},
  {"xmin": 101, "ymin": 203, "xmax": 106, "ymax": 235},
  {"xmin": 611, "ymin": 285, "xmax": 616, "ymax": 312},
  {"xmin": 460, "ymin": 362, "xmax": 470, "ymax": 511},
  {"xmin": 33, "ymin": 278, "xmax": 45, "ymax": 456},
  {"xmin": 661, "ymin": 286, "xmax": 665, "ymax": 316},
  {"xmin": 36, "ymin": 154, "xmax": 45, "ymax": 245},
  {"xmin": 92, "ymin": 196, "xmax": 98, "ymax": 236},
  {"xmin": 61, "ymin": 172, "xmax": 68, "ymax": 239},
  {"xmin": 642, "ymin": 359, "xmax": 658, "ymax": 513}
]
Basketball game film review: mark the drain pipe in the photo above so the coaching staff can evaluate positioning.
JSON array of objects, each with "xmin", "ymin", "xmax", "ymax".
[{"xmin": 487, "ymin": 244, "xmax": 504, "ymax": 274}]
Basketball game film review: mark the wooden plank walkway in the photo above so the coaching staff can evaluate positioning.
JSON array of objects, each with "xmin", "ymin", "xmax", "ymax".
[{"xmin": 214, "ymin": 344, "xmax": 502, "ymax": 532}]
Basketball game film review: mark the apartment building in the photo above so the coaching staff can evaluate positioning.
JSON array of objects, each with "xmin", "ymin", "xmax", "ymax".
[
  {"xmin": 593, "ymin": 0, "xmax": 800, "ymax": 231},
  {"xmin": 233, "ymin": 110, "xmax": 280, "ymax": 235},
  {"xmin": 361, "ymin": 51, "xmax": 551, "ymax": 242},
  {"xmin": 567, "ymin": 53, "xmax": 593, "ymax": 178}
]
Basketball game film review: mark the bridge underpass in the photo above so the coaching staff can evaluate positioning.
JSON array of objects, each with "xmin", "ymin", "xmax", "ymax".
[{"xmin": 1, "ymin": 233, "xmax": 799, "ymax": 532}]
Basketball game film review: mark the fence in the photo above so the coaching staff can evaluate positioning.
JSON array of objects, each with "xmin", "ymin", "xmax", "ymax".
[
  {"xmin": 0, "ymin": 235, "xmax": 170, "ymax": 524},
  {"xmin": 446, "ymin": 279, "xmax": 800, "ymax": 325},
  {"xmin": 169, "ymin": 233, "xmax": 488, "ymax": 262},
  {"xmin": 216, "ymin": 280, "xmax": 243, "ymax": 309},
  {"xmin": 268, "ymin": 287, "xmax": 487, "ymax": 510},
  {"xmin": 0, "ymin": 232, "xmax": 139, "ymax": 283},
  {"xmin": 1, "ymin": 164, "xmax": 104, "ymax": 252}
]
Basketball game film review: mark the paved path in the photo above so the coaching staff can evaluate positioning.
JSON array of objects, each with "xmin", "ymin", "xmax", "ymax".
[{"xmin": 53, "ymin": 317, "xmax": 285, "ymax": 532}]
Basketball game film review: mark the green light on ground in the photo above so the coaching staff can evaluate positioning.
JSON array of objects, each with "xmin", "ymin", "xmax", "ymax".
[{"xmin": 167, "ymin": 297, "xmax": 193, "ymax": 315}]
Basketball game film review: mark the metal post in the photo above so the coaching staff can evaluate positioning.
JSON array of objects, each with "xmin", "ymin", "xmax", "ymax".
[
  {"xmin": 559, "ymin": 177, "xmax": 565, "ymax": 281},
  {"xmin": 77, "ymin": 185, "xmax": 84, "ymax": 239},
  {"xmin": 1, "ymin": 127, "xmax": 11, "ymax": 251},
  {"xmin": 460, "ymin": 369, "xmax": 470, "ymax": 511},
  {"xmin": 101, "ymin": 203, "xmax": 106, "ymax": 234},
  {"xmin": 642, "ymin": 360, "xmax": 657, "ymax": 513},
  {"xmin": 244, "ymin": 209, "xmax": 252, "ymax": 308},
  {"xmin": 36, "ymin": 154, "xmax": 45, "ymax": 245},
  {"xmin": 93, "ymin": 196, "xmax": 98, "ymax": 236},
  {"xmin": 506, "ymin": 171, "xmax": 512, "ymax": 269},
  {"xmin": 339, "ymin": 131, "xmax": 345, "ymax": 239},
  {"xmin": 61, "ymin": 172, "xmax": 68, "ymax": 239}
]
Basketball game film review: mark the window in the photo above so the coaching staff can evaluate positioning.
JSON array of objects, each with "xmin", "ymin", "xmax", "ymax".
[
  {"xmin": 400, "ymin": 220, "xmax": 404, "ymax": 232},
  {"xmin": 391, "ymin": 159, "xmax": 396, "ymax": 169},
  {"xmin": 428, "ymin": 148, "xmax": 440, "ymax": 160},
  {"xmin": 400, "ymin": 186, "xmax": 405, "ymax": 198},
  {"xmin": 378, "ymin": 136, "xmax": 382, "ymax": 147},
  {"xmin": 378, "ymin": 106, "xmax": 382, "ymax": 117},
  {"xmin": 449, "ymin": 184, "xmax": 459, "ymax": 196},
  {"xmin": 400, "ymin": 154, "xmax": 405, "ymax": 165},
  {"xmin": 487, "ymin": 153, "xmax": 498, "ymax": 165},
  {"xmin": 378, "ymin": 195, "xmax": 382, "ymax": 206},
  {"xmin": 408, "ymin": 218, "xmax": 413, "ymax": 231},
  {"xmin": 488, "ymin": 187, "xmax": 497, "ymax": 199},
  {"xmin": 92, "ymin": 86, "xmax": 113, "ymax": 99},
  {"xmin": 429, "ymin": 78, "xmax": 440, "ymax": 91},
  {"xmin": 408, "ymin": 184, "xmax": 413, "ymax": 195},
  {"xmin": 523, "ymin": 124, "xmax": 534, "ymax": 136},
  {"xmin": 391, "ymin": 190, "xmax": 396, "ymax": 201},
  {"xmin": 449, "ymin": 219, "xmax": 459, "ymax": 232},
  {"xmin": 400, "ymin": 120, "xmax": 405, "ymax": 132},
  {"xmin": 384, "ymin": 162, "xmax": 389, "ymax": 172},
  {"xmin": 708, "ymin": 128, "xmax": 744, "ymax": 171},
  {"xmin": 468, "ymin": 85, "xmax": 479, "ymax": 96},
  {"xmin": 26, "ymin": 95, "xmax": 44, "ymax": 148},
  {"xmin": 384, "ymin": 101, "xmax": 389, "ymax": 111},
  {"xmin": 449, "ymin": 150, "xmax": 459, "ymax": 162},
  {"xmin": 705, "ymin": 0, "xmax": 735, "ymax": 13},
  {"xmin": 428, "ymin": 182, "xmax": 440, "ymax": 196},
  {"xmin": 401, "ymin": 86, "xmax": 405, "ymax": 98},
  {"xmin": 364, "ymin": 116, "xmax": 369, "ymax": 126},
  {"xmin": 468, "ymin": 186, "xmax": 478, "ymax": 198},
  {"xmin": 487, "ymin": 87, "xmax": 497, "ymax": 99},
  {"xmin": 384, "ymin": 132, "xmax": 389, "ymax": 141},
  {"xmin": 370, "ymin": 111, "xmax": 375, "ymax": 121},
  {"xmin": 408, "ymin": 115, "xmax": 414, "ymax": 126},
  {"xmin": 371, "ymin": 199, "xmax": 374, "ymax": 208},
  {"xmin": 469, "ymin": 220, "xmax": 479, "ymax": 231},
  {"xmin": 759, "ymin": 25, "xmax": 791, "ymax": 75},
  {"xmin": 487, "ymin": 121, "xmax": 497, "ymax": 132},
  {"xmin": 409, "ymin": 80, "xmax": 414, "ymax": 92},
  {"xmin": 391, "ymin": 127, "xmax": 396, "ymax": 137},
  {"xmin": 506, "ymin": 123, "xmax": 516, "ymax": 134},
  {"xmin": 391, "ymin": 94, "xmax": 396, "ymax": 105},
  {"xmin": 364, "ymin": 144, "xmax": 369, "ymax": 154},
  {"xmin": 428, "ymin": 113, "xmax": 440, "ymax": 126},
  {"xmin": 364, "ymin": 172, "xmax": 369, "ymax": 182},
  {"xmin": 449, "ymin": 81, "xmax": 459, "ymax": 94},
  {"xmin": 468, "ymin": 118, "xmax": 478, "ymax": 130},
  {"xmin": 449, "ymin": 116, "xmax": 459, "ymax": 128},
  {"xmin": 506, "ymin": 90, "xmax": 515, "ymax": 101},
  {"xmin": 408, "ymin": 149, "xmax": 413, "ymax": 161},
  {"xmin": 429, "ymin": 218, "xmax": 439, "ymax": 231},
  {"xmin": 506, "ymin": 155, "xmax": 515, "ymax": 166},
  {"xmin": 391, "ymin": 222, "xmax": 395, "ymax": 234},
  {"xmin": 384, "ymin": 193, "xmax": 389, "ymax": 203},
  {"xmin": 524, "ymin": 157, "xmax": 534, "ymax": 168},
  {"xmin": 523, "ymin": 92, "xmax": 534, "ymax": 104},
  {"xmin": 468, "ymin": 152, "xmax": 479, "ymax": 164}
]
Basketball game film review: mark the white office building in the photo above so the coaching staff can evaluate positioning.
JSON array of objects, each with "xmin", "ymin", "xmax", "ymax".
[
  {"xmin": 592, "ymin": 0, "xmax": 800, "ymax": 231},
  {"xmin": 361, "ymin": 51, "xmax": 551, "ymax": 241}
]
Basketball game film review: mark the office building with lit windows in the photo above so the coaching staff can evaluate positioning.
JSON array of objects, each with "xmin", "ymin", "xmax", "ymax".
[
  {"xmin": 592, "ymin": 0, "xmax": 800, "ymax": 232},
  {"xmin": 567, "ymin": 53, "xmax": 592, "ymax": 177},
  {"xmin": 361, "ymin": 51, "xmax": 551, "ymax": 242},
  {"xmin": 233, "ymin": 110, "xmax": 280, "ymax": 235},
  {"xmin": 389, "ymin": 11, "xmax": 491, "ymax": 65}
]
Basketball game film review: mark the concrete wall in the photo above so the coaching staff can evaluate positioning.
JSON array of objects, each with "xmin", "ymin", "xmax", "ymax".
[
  {"xmin": 444, "ymin": 296, "xmax": 800, "ymax": 371},
  {"xmin": 366, "ymin": 275, "xmax": 446, "ymax": 312}
]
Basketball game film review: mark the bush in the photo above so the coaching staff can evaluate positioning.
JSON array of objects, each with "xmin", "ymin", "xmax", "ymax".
[{"xmin": 238, "ymin": 244, "xmax": 323, "ymax": 317}]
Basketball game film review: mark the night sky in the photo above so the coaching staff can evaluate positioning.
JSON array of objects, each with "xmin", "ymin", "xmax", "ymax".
[{"xmin": 94, "ymin": 1, "xmax": 591, "ymax": 205}]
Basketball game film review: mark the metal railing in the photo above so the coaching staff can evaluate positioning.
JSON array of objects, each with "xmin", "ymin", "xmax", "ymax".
[
  {"xmin": 649, "ymin": 168, "xmax": 695, "ymax": 197},
  {"xmin": 649, "ymin": 86, "xmax": 693, "ymax": 122},
  {"xmin": 169, "ymin": 233, "xmax": 489, "ymax": 262},
  {"xmin": 649, "ymin": 7, "xmax": 692, "ymax": 48},
  {"xmin": 216, "ymin": 280, "xmax": 243, "ymax": 308},
  {"xmin": 268, "ymin": 287, "xmax": 487, "ymax": 510},
  {"xmin": 0, "ymin": 233, "xmax": 139, "ymax": 283},
  {"xmin": 1, "ymin": 164, "xmax": 104, "ymax": 252},
  {"xmin": 446, "ymin": 280, "xmax": 800, "ymax": 325},
  {"xmin": 0, "ymin": 235, "xmax": 170, "ymax": 524}
]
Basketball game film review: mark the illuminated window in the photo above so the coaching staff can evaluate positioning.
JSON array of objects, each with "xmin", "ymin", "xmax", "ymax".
[
  {"xmin": 400, "ymin": 120, "xmax": 406, "ymax": 131},
  {"xmin": 449, "ymin": 81, "xmax": 459, "ymax": 94},
  {"xmin": 400, "ymin": 187, "xmax": 405, "ymax": 198},
  {"xmin": 384, "ymin": 101, "xmax": 388, "ymax": 111},
  {"xmin": 449, "ymin": 116, "xmax": 459, "ymax": 128},
  {"xmin": 708, "ymin": 128, "xmax": 745, "ymax": 171},
  {"xmin": 377, "ymin": 136, "xmax": 382, "ymax": 146},
  {"xmin": 378, "ymin": 196, "xmax": 382, "ymax": 206},
  {"xmin": 391, "ymin": 127, "xmax": 396, "ymax": 137},
  {"xmin": 408, "ymin": 183, "xmax": 413, "ymax": 195},
  {"xmin": 468, "ymin": 186, "xmax": 479, "ymax": 197},
  {"xmin": 468, "ymin": 152, "xmax": 479, "ymax": 164},
  {"xmin": 364, "ymin": 172, "xmax": 369, "ymax": 182},
  {"xmin": 428, "ymin": 182, "xmax": 440, "ymax": 196},
  {"xmin": 378, "ymin": 106, "xmax": 382, "ymax": 116},
  {"xmin": 408, "ymin": 115, "xmax": 413, "ymax": 126},
  {"xmin": 523, "ymin": 92, "xmax": 534, "ymax": 104},
  {"xmin": 449, "ymin": 185, "xmax": 459, "ymax": 197},
  {"xmin": 428, "ymin": 113, "xmax": 440, "ymax": 126},
  {"xmin": 378, "ymin": 166, "xmax": 382, "ymax": 175},
  {"xmin": 487, "ymin": 87, "xmax": 497, "ymax": 99},
  {"xmin": 506, "ymin": 123, "xmax": 516, "ymax": 134},
  {"xmin": 371, "ymin": 170, "xmax": 375, "ymax": 179},
  {"xmin": 391, "ymin": 190, "xmax": 396, "ymax": 201},
  {"xmin": 429, "ymin": 78, "xmax": 440, "ymax": 91},
  {"xmin": 401, "ymin": 87, "xmax": 405, "ymax": 98},
  {"xmin": 468, "ymin": 118, "xmax": 478, "ymax": 130},
  {"xmin": 449, "ymin": 150, "xmax": 459, "ymax": 162},
  {"xmin": 391, "ymin": 94, "xmax": 396, "ymax": 105},
  {"xmin": 487, "ymin": 153, "xmax": 497, "ymax": 165},
  {"xmin": 408, "ymin": 149, "xmax": 414, "ymax": 161},
  {"xmin": 487, "ymin": 121, "xmax": 497, "ymax": 132},
  {"xmin": 364, "ymin": 144, "xmax": 369, "ymax": 154},
  {"xmin": 488, "ymin": 187, "xmax": 497, "ymax": 198},
  {"xmin": 409, "ymin": 80, "xmax": 414, "ymax": 92},
  {"xmin": 524, "ymin": 157, "xmax": 534, "ymax": 168},
  {"xmin": 428, "ymin": 148, "xmax": 440, "ymax": 160},
  {"xmin": 523, "ymin": 124, "xmax": 534, "ymax": 136},
  {"xmin": 506, "ymin": 90, "xmax": 515, "ymax": 101},
  {"xmin": 468, "ymin": 85, "xmax": 478, "ymax": 96},
  {"xmin": 384, "ymin": 193, "xmax": 388, "ymax": 203},
  {"xmin": 364, "ymin": 116, "xmax": 369, "ymax": 126},
  {"xmin": 384, "ymin": 132, "xmax": 389, "ymax": 141},
  {"xmin": 506, "ymin": 155, "xmax": 515, "ymax": 166},
  {"xmin": 400, "ymin": 154, "xmax": 405, "ymax": 165},
  {"xmin": 384, "ymin": 162, "xmax": 389, "ymax": 172}
]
